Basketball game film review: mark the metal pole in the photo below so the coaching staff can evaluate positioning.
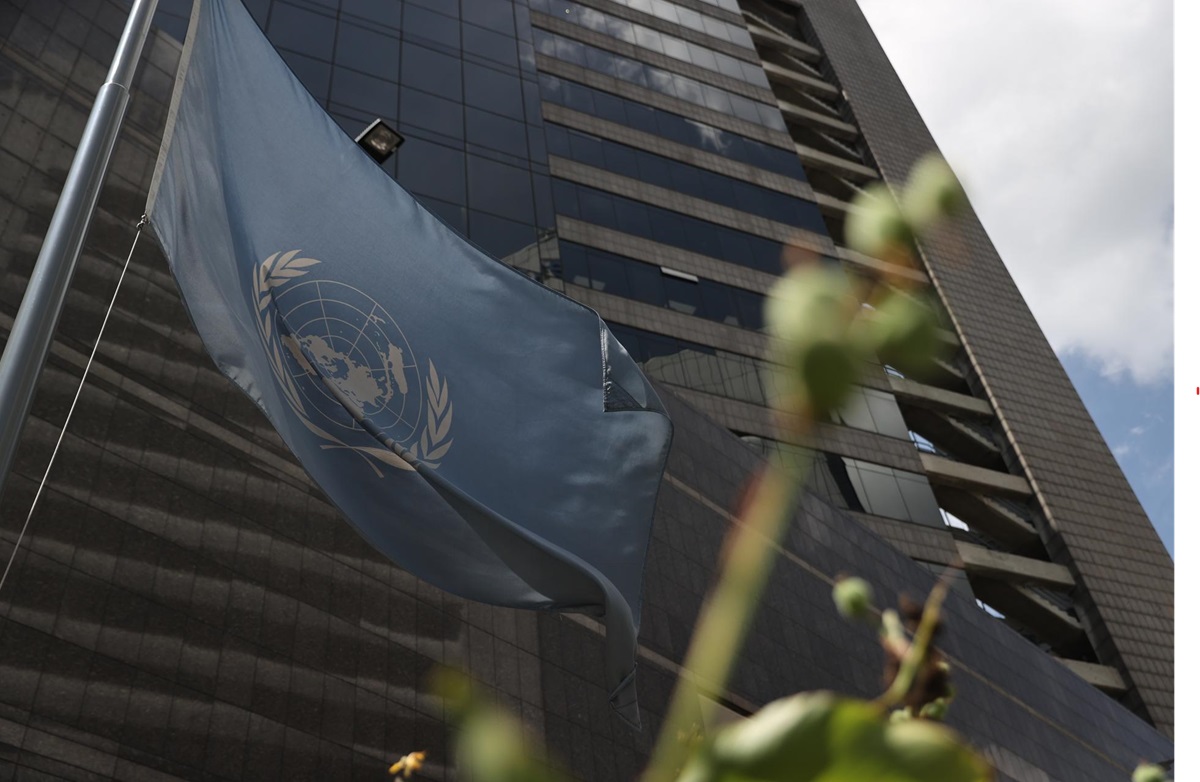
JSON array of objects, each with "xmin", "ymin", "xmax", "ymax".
[{"xmin": 0, "ymin": 0, "xmax": 161, "ymax": 502}]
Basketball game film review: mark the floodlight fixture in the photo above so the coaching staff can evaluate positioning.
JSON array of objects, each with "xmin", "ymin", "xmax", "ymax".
[{"xmin": 355, "ymin": 118, "xmax": 404, "ymax": 164}]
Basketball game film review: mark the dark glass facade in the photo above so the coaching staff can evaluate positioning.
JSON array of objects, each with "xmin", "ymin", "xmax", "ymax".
[{"xmin": 0, "ymin": 0, "xmax": 1172, "ymax": 779}]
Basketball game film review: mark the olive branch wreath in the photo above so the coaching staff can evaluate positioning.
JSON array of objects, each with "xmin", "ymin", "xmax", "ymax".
[{"xmin": 252, "ymin": 250, "xmax": 453, "ymax": 475}]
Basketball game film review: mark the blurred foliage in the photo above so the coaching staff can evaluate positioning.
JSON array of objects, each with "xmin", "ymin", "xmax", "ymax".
[{"xmin": 389, "ymin": 156, "xmax": 1158, "ymax": 782}]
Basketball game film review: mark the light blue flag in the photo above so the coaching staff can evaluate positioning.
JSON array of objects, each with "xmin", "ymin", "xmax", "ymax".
[{"xmin": 147, "ymin": 0, "xmax": 671, "ymax": 727}]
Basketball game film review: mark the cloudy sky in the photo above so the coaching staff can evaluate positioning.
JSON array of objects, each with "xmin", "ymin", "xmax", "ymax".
[{"xmin": 855, "ymin": 0, "xmax": 1174, "ymax": 553}]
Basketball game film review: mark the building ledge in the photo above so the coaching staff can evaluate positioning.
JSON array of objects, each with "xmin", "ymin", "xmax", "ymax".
[
  {"xmin": 955, "ymin": 540, "xmax": 1074, "ymax": 589},
  {"xmin": 794, "ymin": 143, "xmax": 879, "ymax": 181},
  {"xmin": 746, "ymin": 22, "xmax": 821, "ymax": 62},
  {"xmin": 761, "ymin": 60, "xmax": 840, "ymax": 98},
  {"xmin": 778, "ymin": 99, "xmax": 859, "ymax": 138},
  {"xmin": 1055, "ymin": 658, "xmax": 1127, "ymax": 694},
  {"xmin": 888, "ymin": 375, "xmax": 992, "ymax": 418},
  {"xmin": 921, "ymin": 453, "xmax": 1032, "ymax": 498}
]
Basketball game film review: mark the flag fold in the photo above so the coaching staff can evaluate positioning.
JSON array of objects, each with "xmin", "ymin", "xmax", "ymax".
[{"xmin": 147, "ymin": 0, "xmax": 671, "ymax": 728}]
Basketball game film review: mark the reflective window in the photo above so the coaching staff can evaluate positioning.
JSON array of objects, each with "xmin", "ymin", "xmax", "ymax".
[
  {"xmin": 534, "ymin": 0, "xmax": 750, "ymax": 47},
  {"xmin": 400, "ymin": 87, "xmax": 464, "ymax": 139},
  {"xmin": 465, "ymin": 23, "xmax": 520, "ymax": 67},
  {"xmin": 539, "ymin": 76, "xmax": 808, "ymax": 180},
  {"xmin": 462, "ymin": 0, "xmax": 517, "ymax": 36},
  {"xmin": 331, "ymin": 67, "xmax": 398, "ymax": 114},
  {"xmin": 545, "ymin": 124, "xmax": 822, "ymax": 229},
  {"xmin": 468, "ymin": 155, "xmax": 535, "ymax": 223},
  {"xmin": 607, "ymin": 323, "xmax": 771, "ymax": 406},
  {"xmin": 470, "ymin": 211, "xmax": 537, "ymax": 259},
  {"xmin": 552, "ymin": 180, "xmax": 792, "ymax": 273},
  {"xmin": 528, "ymin": 0, "xmax": 769, "ymax": 88},
  {"xmin": 268, "ymin": 3, "xmax": 336, "ymax": 59},
  {"xmin": 466, "ymin": 107, "xmax": 528, "ymax": 158},
  {"xmin": 341, "ymin": 0, "xmax": 403, "ymax": 29},
  {"xmin": 463, "ymin": 63, "xmax": 525, "ymax": 120},
  {"xmin": 402, "ymin": 4, "xmax": 460, "ymax": 50},
  {"xmin": 833, "ymin": 387, "xmax": 910, "ymax": 440},
  {"xmin": 533, "ymin": 31, "xmax": 784, "ymax": 131},
  {"xmin": 395, "ymin": 138, "xmax": 466, "ymax": 205},
  {"xmin": 401, "ymin": 44, "xmax": 462, "ymax": 102},
  {"xmin": 334, "ymin": 21, "xmax": 400, "ymax": 78},
  {"xmin": 741, "ymin": 440, "xmax": 944, "ymax": 527}
]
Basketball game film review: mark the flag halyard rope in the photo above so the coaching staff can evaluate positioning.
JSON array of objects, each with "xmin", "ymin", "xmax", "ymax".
[{"xmin": 0, "ymin": 215, "xmax": 146, "ymax": 596}]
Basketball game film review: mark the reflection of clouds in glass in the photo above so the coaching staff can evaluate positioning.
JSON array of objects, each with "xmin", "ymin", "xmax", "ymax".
[{"xmin": 692, "ymin": 122, "xmax": 732, "ymax": 154}]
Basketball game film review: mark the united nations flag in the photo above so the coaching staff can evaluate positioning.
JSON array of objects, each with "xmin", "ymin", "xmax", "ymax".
[{"xmin": 147, "ymin": 0, "xmax": 671, "ymax": 727}]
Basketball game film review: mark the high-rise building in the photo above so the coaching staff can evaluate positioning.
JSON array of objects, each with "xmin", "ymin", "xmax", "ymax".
[{"xmin": 0, "ymin": 0, "xmax": 1172, "ymax": 780}]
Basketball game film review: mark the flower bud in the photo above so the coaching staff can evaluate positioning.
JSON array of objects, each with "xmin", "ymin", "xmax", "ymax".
[
  {"xmin": 1132, "ymin": 762, "xmax": 1167, "ymax": 782},
  {"xmin": 902, "ymin": 154, "xmax": 966, "ymax": 229},
  {"xmin": 859, "ymin": 292, "xmax": 943, "ymax": 378},
  {"xmin": 765, "ymin": 267, "xmax": 862, "ymax": 417},
  {"xmin": 919, "ymin": 698, "xmax": 949, "ymax": 721},
  {"xmin": 846, "ymin": 183, "xmax": 915, "ymax": 259},
  {"xmin": 833, "ymin": 577, "xmax": 875, "ymax": 621}
]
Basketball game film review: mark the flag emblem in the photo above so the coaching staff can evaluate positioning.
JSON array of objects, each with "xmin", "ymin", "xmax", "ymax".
[{"xmin": 254, "ymin": 251, "xmax": 454, "ymax": 475}]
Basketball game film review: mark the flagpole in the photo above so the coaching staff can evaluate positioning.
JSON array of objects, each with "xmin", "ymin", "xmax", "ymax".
[{"xmin": 0, "ymin": 0, "xmax": 161, "ymax": 502}]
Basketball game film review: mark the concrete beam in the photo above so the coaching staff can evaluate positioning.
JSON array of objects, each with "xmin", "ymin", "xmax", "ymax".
[
  {"xmin": 955, "ymin": 540, "xmax": 1074, "ymax": 589},
  {"xmin": 795, "ymin": 142, "xmax": 878, "ymax": 181},
  {"xmin": 921, "ymin": 452, "xmax": 1032, "ymax": 499},
  {"xmin": 970, "ymin": 579, "xmax": 1084, "ymax": 649},
  {"xmin": 932, "ymin": 486, "xmax": 1040, "ymax": 551},
  {"xmin": 761, "ymin": 60, "xmax": 840, "ymax": 98},
  {"xmin": 746, "ymin": 23, "xmax": 821, "ymax": 62},
  {"xmin": 888, "ymin": 375, "xmax": 993, "ymax": 417},
  {"xmin": 779, "ymin": 100, "xmax": 859, "ymax": 138},
  {"xmin": 814, "ymin": 190, "xmax": 854, "ymax": 216},
  {"xmin": 1055, "ymin": 658, "xmax": 1128, "ymax": 694},
  {"xmin": 902, "ymin": 407, "xmax": 1005, "ymax": 472},
  {"xmin": 834, "ymin": 245, "xmax": 928, "ymax": 284}
]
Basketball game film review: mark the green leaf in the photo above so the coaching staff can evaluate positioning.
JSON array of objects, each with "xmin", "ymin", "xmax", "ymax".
[
  {"xmin": 858, "ymin": 293, "xmax": 944, "ymax": 379},
  {"xmin": 697, "ymin": 694, "xmax": 992, "ymax": 782},
  {"xmin": 901, "ymin": 155, "xmax": 966, "ymax": 230},
  {"xmin": 846, "ymin": 184, "xmax": 914, "ymax": 259},
  {"xmin": 764, "ymin": 267, "xmax": 864, "ymax": 416}
]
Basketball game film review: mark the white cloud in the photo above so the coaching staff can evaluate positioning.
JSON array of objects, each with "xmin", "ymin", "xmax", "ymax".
[{"xmin": 856, "ymin": 0, "xmax": 1173, "ymax": 384}]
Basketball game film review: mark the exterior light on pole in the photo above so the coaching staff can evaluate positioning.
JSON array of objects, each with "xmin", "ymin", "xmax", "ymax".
[{"xmin": 355, "ymin": 119, "xmax": 404, "ymax": 164}]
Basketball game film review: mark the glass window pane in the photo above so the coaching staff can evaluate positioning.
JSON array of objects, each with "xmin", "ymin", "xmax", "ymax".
[
  {"xmin": 466, "ymin": 155, "xmax": 534, "ymax": 223},
  {"xmin": 663, "ymin": 275, "xmax": 699, "ymax": 314},
  {"xmin": 331, "ymin": 67, "xmax": 398, "ymax": 114},
  {"xmin": 465, "ymin": 107, "xmax": 527, "ymax": 158},
  {"xmin": 395, "ymin": 139, "xmax": 465, "ymax": 204},
  {"xmin": 402, "ymin": 5, "xmax": 460, "ymax": 49},
  {"xmin": 269, "ymin": 4, "xmax": 336, "ymax": 59},
  {"xmin": 559, "ymin": 245, "xmax": 591, "ymax": 287},
  {"xmin": 864, "ymin": 389, "xmax": 910, "ymax": 439},
  {"xmin": 462, "ymin": 0, "xmax": 515, "ymax": 35},
  {"xmin": 717, "ymin": 353, "xmax": 764, "ymax": 405},
  {"xmin": 463, "ymin": 23, "xmax": 518, "ymax": 67},
  {"xmin": 335, "ymin": 21, "xmax": 399, "ymax": 77},
  {"xmin": 402, "ymin": 44, "xmax": 462, "ymax": 101},
  {"xmin": 342, "ymin": 0, "xmax": 403, "ymax": 28},
  {"xmin": 627, "ymin": 262, "xmax": 666, "ymax": 306},
  {"xmin": 680, "ymin": 347, "xmax": 725, "ymax": 394},
  {"xmin": 463, "ymin": 63, "xmax": 524, "ymax": 119},
  {"xmin": 698, "ymin": 280, "xmax": 738, "ymax": 325},
  {"xmin": 836, "ymin": 388, "xmax": 876, "ymax": 432},
  {"xmin": 856, "ymin": 462, "xmax": 908, "ymax": 521},
  {"xmin": 588, "ymin": 254, "xmax": 630, "ymax": 297},
  {"xmin": 401, "ymin": 87, "xmax": 463, "ymax": 139},
  {"xmin": 897, "ymin": 474, "xmax": 943, "ymax": 528}
]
